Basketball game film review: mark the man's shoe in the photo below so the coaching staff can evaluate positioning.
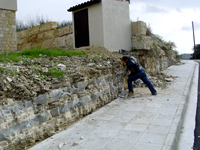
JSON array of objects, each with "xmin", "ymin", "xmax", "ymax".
[
  {"xmin": 128, "ymin": 92, "xmax": 134, "ymax": 98},
  {"xmin": 152, "ymin": 92, "xmax": 157, "ymax": 95}
]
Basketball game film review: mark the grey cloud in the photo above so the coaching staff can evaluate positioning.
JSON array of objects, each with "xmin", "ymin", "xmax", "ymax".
[
  {"xmin": 194, "ymin": 22, "xmax": 200, "ymax": 30},
  {"xmin": 181, "ymin": 26, "xmax": 192, "ymax": 31},
  {"xmin": 144, "ymin": 4, "xmax": 169, "ymax": 13},
  {"xmin": 130, "ymin": 0, "xmax": 200, "ymax": 10}
]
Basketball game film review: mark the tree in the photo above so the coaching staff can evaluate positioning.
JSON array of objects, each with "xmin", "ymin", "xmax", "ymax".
[{"xmin": 191, "ymin": 44, "xmax": 200, "ymax": 59}]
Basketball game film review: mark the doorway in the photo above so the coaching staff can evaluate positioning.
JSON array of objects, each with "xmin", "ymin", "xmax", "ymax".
[{"xmin": 74, "ymin": 9, "xmax": 90, "ymax": 48}]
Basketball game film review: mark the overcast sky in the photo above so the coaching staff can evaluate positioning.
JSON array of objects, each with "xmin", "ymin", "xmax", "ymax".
[{"xmin": 16, "ymin": 0, "xmax": 200, "ymax": 54}]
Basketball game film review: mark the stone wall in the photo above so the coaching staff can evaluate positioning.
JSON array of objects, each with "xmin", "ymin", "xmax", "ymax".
[
  {"xmin": 0, "ymin": 9, "xmax": 17, "ymax": 51},
  {"xmin": 131, "ymin": 21, "xmax": 169, "ymax": 51},
  {"xmin": 0, "ymin": 57, "xmax": 123, "ymax": 149},
  {"xmin": 17, "ymin": 22, "xmax": 73, "ymax": 50}
]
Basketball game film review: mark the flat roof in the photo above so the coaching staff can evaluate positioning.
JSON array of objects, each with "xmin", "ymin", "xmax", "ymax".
[{"xmin": 67, "ymin": 0, "xmax": 101, "ymax": 12}]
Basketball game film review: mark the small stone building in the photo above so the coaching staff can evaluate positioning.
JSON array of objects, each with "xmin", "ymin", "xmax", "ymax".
[
  {"xmin": 0, "ymin": 0, "xmax": 17, "ymax": 51},
  {"xmin": 68, "ymin": 0, "xmax": 131, "ymax": 52}
]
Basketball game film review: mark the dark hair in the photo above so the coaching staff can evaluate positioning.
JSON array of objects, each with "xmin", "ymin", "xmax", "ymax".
[{"xmin": 121, "ymin": 55, "xmax": 129, "ymax": 61}]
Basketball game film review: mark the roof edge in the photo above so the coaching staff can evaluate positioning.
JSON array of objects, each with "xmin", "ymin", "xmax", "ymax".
[{"xmin": 67, "ymin": 0, "xmax": 101, "ymax": 12}]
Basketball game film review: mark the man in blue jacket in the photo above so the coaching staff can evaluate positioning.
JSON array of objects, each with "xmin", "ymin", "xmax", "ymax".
[{"xmin": 121, "ymin": 55, "xmax": 157, "ymax": 97}]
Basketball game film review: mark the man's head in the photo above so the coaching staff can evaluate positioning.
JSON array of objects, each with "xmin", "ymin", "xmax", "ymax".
[{"xmin": 121, "ymin": 55, "xmax": 129, "ymax": 63}]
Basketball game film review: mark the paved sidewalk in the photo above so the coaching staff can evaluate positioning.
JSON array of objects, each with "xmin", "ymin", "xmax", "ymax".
[{"xmin": 29, "ymin": 60, "xmax": 197, "ymax": 150}]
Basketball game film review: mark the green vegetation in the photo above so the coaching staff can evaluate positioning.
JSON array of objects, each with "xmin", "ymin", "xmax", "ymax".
[
  {"xmin": 16, "ymin": 15, "xmax": 72, "ymax": 32},
  {"xmin": 153, "ymin": 43, "xmax": 158, "ymax": 49},
  {"xmin": 191, "ymin": 44, "xmax": 200, "ymax": 59},
  {"xmin": 0, "ymin": 48, "xmax": 86, "ymax": 63},
  {"xmin": 49, "ymin": 68, "xmax": 64, "ymax": 78},
  {"xmin": 10, "ymin": 69, "xmax": 19, "ymax": 76},
  {"xmin": 146, "ymin": 24, "xmax": 152, "ymax": 36},
  {"xmin": 0, "ymin": 68, "xmax": 4, "ymax": 74}
]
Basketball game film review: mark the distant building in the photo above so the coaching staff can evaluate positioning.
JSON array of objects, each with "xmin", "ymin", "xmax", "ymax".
[
  {"xmin": 181, "ymin": 53, "xmax": 192, "ymax": 59},
  {"xmin": 0, "ymin": 0, "xmax": 17, "ymax": 51}
]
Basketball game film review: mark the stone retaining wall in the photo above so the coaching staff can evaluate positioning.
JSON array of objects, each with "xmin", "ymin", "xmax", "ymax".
[
  {"xmin": 17, "ymin": 22, "xmax": 73, "ymax": 50},
  {"xmin": 0, "ymin": 9, "xmax": 17, "ymax": 51},
  {"xmin": 0, "ymin": 72, "xmax": 123, "ymax": 149}
]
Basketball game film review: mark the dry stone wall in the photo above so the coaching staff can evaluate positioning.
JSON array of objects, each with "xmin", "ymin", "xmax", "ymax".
[
  {"xmin": 0, "ymin": 9, "xmax": 17, "ymax": 51},
  {"xmin": 0, "ymin": 54, "xmax": 124, "ymax": 150},
  {"xmin": 17, "ymin": 22, "xmax": 73, "ymax": 50}
]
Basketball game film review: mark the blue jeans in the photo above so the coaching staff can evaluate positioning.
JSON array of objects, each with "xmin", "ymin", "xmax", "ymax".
[{"xmin": 127, "ymin": 68, "xmax": 157, "ymax": 94}]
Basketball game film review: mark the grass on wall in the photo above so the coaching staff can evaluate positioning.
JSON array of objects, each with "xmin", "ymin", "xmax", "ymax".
[{"xmin": 0, "ymin": 48, "xmax": 86, "ymax": 63}]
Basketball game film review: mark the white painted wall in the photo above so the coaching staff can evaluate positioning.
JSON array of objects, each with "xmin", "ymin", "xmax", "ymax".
[
  {"xmin": 102, "ymin": 0, "xmax": 131, "ymax": 52},
  {"xmin": 0, "ymin": 0, "xmax": 17, "ymax": 11},
  {"xmin": 88, "ymin": 3, "xmax": 104, "ymax": 47}
]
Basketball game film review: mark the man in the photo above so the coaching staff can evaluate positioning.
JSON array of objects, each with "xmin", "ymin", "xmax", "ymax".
[{"xmin": 121, "ymin": 55, "xmax": 157, "ymax": 97}]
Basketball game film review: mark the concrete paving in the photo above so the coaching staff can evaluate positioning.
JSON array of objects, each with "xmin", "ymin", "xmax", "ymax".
[
  {"xmin": 29, "ymin": 60, "xmax": 197, "ymax": 150},
  {"xmin": 177, "ymin": 61, "xmax": 198, "ymax": 149}
]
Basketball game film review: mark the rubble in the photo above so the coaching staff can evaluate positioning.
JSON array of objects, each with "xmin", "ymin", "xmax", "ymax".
[{"xmin": 0, "ymin": 46, "xmax": 175, "ymax": 107}]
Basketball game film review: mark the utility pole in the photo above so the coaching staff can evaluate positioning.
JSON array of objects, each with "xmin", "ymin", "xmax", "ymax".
[{"xmin": 192, "ymin": 21, "xmax": 196, "ymax": 59}]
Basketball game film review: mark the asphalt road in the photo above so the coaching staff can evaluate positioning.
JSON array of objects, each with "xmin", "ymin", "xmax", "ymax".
[{"xmin": 193, "ymin": 61, "xmax": 200, "ymax": 150}]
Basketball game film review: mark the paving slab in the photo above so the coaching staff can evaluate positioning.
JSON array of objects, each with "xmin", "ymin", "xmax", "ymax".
[{"xmin": 29, "ymin": 60, "xmax": 197, "ymax": 150}]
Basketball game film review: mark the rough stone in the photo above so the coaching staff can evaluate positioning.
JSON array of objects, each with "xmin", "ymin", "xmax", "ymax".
[
  {"xmin": 33, "ymin": 94, "xmax": 48, "ymax": 105},
  {"xmin": 79, "ymin": 96, "xmax": 92, "ymax": 106},
  {"xmin": 49, "ymin": 89, "xmax": 63, "ymax": 103},
  {"xmin": 39, "ymin": 22, "xmax": 57, "ymax": 33},
  {"xmin": 132, "ymin": 21, "xmax": 147, "ymax": 35},
  {"xmin": 50, "ymin": 107, "xmax": 60, "ymax": 117}
]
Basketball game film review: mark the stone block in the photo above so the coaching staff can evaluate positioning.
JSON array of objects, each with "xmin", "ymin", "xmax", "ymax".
[
  {"xmin": 16, "ymin": 101, "xmax": 25, "ymax": 110},
  {"xmin": 1, "ymin": 108, "xmax": 12, "ymax": 118},
  {"xmin": 39, "ymin": 22, "xmax": 57, "ymax": 33},
  {"xmin": 69, "ymin": 85, "xmax": 79, "ymax": 94},
  {"xmin": 79, "ymin": 96, "xmax": 92, "ymax": 106},
  {"xmin": 91, "ymin": 92, "xmax": 100, "ymax": 101},
  {"xmin": 65, "ymin": 34, "xmax": 73, "ymax": 49},
  {"xmin": 21, "ymin": 43, "xmax": 31, "ymax": 50},
  {"xmin": 10, "ymin": 120, "xmax": 30, "ymax": 134},
  {"xmin": 33, "ymin": 94, "xmax": 48, "ymax": 105},
  {"xmin": 24, "ymin": 100, "xmax": 33, "ymax": 109},
  {"xmin": 132, "ymin": 21, "xmax": 147, "ymax": 36},
  {"xmin": 56, "ymin": 25, "xmax": 73, "ymax": 37},
  {"xmin": 50, "ymin": 107, "xmax": 60, "ymax": 117},
  {"xmin": 53, "ymin": 36, "xmax": 66, "ymax": 48},
  {"xmin": 102, "ymin": 86, "xmax": 110, "ymax": 95},
  {"xmin": 97, "ymin": 77, "xmax": 106, "ymax": 86},
  {"xmin": 28, "ymin": 34, "xmax": 38, "ymax": 43},
  {"xmin": 30, "ymin": 113, "xmax": 50, "ymax": 125},
  {"xmin": 41, "ymin": 39, "xmax": 53, "ymax": 49},
  {"xmin": 43, "ymin": 30, "xmax": 55, "ymax": 39},
  {"xmin": 0, "ymin": 130, "xmax": 10, "ymax": 141},
  {"xmin": 38, "ymin": 33, "xmax": 44, "ymax": 41},
  {"xmin": 17, "ymin": 38, "xmax": 23, "ymax": 45},
  {"xmin": 29, "ymin": 25, "xmax": 40, "ymax": 37},
  {"xmin": 49, "ymin": 89, "xmax": 63, "ymax": 103},
  {"xmin": 18, "ymin": 29, "xmax": 30, "ymax": 39},
  {"xmin": 68, "ymin": 99, "xmax": 79, "ymax": 110},
  {"xmin": 59, "ymin": 104, "xmax": 69, "ymax": 113},
  {"xmin": 132, "ymin": 36, "xmax": 153, "ymax": 50},
  {"xmin": 75, "ymin": 81, "xmax": 88, "ymax": 91}
]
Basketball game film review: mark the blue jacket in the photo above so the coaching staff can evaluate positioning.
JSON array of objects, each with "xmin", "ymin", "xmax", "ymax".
[{"xmin": 124, "ymin": 56, "xmax": 142, "ymax": 77}]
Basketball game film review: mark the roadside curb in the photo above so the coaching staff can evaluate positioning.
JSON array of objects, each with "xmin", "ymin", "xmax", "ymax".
[{"xmin": 165, "ymin": 61, "xmax": 198, "ymax": 150}]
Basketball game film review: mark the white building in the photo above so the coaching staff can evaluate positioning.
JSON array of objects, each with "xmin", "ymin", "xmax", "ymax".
[{"xmin": 68, "ymin": 0, "xmax": 131, "ymax": 52}]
